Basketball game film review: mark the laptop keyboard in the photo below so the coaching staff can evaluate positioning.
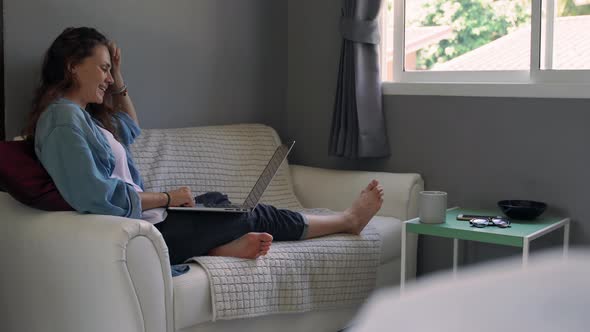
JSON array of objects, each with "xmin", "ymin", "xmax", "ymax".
[{"xmin": 203, "ymin": 203, "xmax": 244, "ymax": 209}]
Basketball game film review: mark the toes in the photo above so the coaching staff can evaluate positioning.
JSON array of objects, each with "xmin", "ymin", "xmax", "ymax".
[
  {"xmin": 365, "ymin": 179, "xmax": 379, "ymax": 191},
  {"xmin": 371, "ymin": 185, "xmax": 384, "ymax": 198},
  {"xmin": 255, "ymin": 246, "xmax": 270, "ymax": 258},
  {"xmin": 260, "ymin": 233, "xmax": 273, "ymax": 242},
  {"xmin": 258, "ymin": 245, "xmax": 270, "ymax": 256}
]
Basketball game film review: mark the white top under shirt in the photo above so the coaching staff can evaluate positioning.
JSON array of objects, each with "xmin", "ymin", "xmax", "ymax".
[{"xmin": 98, "ymin": 127, "xmax": 167, "ymax": 224}]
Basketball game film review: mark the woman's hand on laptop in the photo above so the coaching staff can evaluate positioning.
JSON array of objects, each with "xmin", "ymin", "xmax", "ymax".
[{"xmin": 168, "ymin": 186, "xmax": 195, "ymax": 207}]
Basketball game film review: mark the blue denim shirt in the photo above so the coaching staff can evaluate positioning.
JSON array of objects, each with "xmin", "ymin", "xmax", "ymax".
[{"xmin": 35, "ymin": 98, "xmax": 144, "ymax": 218}]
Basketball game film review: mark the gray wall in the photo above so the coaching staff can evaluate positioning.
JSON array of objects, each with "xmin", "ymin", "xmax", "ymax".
[
  {"xmin": 287, "ymin": 0, "xmax": 590, "ymax": 274},
  {"xmin": 4, "ymin": 0, "xmax": 287, "ymax": 139}
]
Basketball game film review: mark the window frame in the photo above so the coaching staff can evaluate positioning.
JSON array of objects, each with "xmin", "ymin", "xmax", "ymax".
[{"xmin": 383, "ymin": 0, "xmax": 590, "ymax": 99}]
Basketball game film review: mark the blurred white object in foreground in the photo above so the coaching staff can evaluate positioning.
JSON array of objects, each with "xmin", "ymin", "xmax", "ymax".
[{"xmin": 351, "ymin": 248, "xmax": 590, "ymax": 332}]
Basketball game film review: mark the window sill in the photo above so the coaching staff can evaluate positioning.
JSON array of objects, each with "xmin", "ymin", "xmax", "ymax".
[{"xmin": 382, "ymin": 82, "xmax": 590, "ymax": 99}]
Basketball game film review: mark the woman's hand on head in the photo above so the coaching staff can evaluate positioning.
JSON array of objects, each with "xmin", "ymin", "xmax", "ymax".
[
  {"xmin": 168, "ymin": 186, "xmax": 195, "ymax": 207},
  {"xmin": 108, "ymin": 41, "xmax": 121, "ymax": 72},
  {"xmin": 107, "ymin": 41, "xmax": 125, "ymax": 89}
]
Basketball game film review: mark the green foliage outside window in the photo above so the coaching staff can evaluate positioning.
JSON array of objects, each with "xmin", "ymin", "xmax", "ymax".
[
  {"xmin": 382, "ymin": 0, "xmax": 590, "ymax": 70},
  {"xmin": 559, "ymin": 0, "xmax": 590, "ymax": 16},
  {"xmin": 416, "ymin": 0, "xmax": 530, "ymax": 70}
]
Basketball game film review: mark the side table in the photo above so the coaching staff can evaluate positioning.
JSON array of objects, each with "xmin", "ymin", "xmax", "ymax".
[{"xmin": 400, "ymin": 207, "xmax": 570, "ymax": 291}]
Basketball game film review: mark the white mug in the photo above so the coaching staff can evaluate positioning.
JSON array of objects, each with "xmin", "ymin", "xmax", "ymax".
[{"xmin": 418, "ymin": 191, "xmax": 447, "ymax": 224}]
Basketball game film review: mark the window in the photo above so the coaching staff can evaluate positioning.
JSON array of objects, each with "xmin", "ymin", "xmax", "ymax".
[
  {"xmin": 380, "ymin": 0, "xmax": 590, "ymax": 98},
  {"xmin": 541, "ymin": 0, "xmax": 590, "ymax": 70}
]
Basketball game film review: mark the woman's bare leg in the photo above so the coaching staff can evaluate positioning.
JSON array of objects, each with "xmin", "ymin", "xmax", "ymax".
[
  {"xmin": 303, "ymin": 180, "xmax": 384, "ymax": 239},
  {"xmin": 207, "ymin": 179, "xmax": 383, "ymax": 257},
  {"xmin": 208, "ymin": 232, "xmax": 273, "ymax": 258}
]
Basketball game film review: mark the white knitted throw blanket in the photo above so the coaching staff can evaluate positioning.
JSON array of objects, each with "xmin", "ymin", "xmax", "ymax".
[
  {"xmin": 131, "ymin": 124, "xmax": 303, "ymax": 210},
  {"xmin": 131, "ymin": 124, "xmax": 381, "ymax": 320},
  {"xmin": 192, "ymin": 222, "xmax": 381, "ymax": 321}
]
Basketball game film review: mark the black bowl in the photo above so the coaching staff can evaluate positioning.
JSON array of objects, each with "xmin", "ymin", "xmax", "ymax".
[{"xmin": 498, "ymin": 200, "xmax": 547, "ymax": 220}]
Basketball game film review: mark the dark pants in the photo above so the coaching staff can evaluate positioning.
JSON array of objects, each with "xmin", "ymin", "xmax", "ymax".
[{"xmin": 155, "ymin": 204, "xmax": 307, "ymax": 264}]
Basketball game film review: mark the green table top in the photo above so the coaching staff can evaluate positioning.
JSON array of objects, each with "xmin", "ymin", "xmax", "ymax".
[{"xmin": 405, "ymin": 207, "xmax": 568, "ymax": 247}]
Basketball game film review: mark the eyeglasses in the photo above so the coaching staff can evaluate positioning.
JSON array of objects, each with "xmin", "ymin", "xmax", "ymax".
[{"xmin": 469, "ymin": 217, "xmax": 511, "ymax": 228}]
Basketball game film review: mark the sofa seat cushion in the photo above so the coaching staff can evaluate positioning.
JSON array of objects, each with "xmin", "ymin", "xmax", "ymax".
[
  {"xmin": 369, "ymin": 215, "xmax": 403, "ymax": 263},
  {"xmin": 172, "ymin": 263, "xmax": 213, "ymax": 329},
  {"xmin": 171, "ymin": 216, "xmax": 403, "ymax": 329}
]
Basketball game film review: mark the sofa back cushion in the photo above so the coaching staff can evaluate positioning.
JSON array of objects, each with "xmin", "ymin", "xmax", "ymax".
[
  {"xmin": 0, "ymin": 140, "xmax": 74, "ymax": 211},
  {"xmin": 131, "ymin": 124, "xmax": 303, "ymax": 210}
]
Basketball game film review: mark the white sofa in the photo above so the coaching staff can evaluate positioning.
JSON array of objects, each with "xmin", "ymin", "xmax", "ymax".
[{"xmin": 0, "ymin": 124, "xmax": 422, "ymax": 332}]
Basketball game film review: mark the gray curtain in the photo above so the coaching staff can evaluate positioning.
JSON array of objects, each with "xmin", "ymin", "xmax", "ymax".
[{"xmin": 329, "ymin": 0, "xmax": 389, "ymax": 159}]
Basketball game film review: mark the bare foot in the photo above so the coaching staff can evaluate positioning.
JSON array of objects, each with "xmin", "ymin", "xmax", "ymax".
[
  {"xmin": 344, "ymin": 180, "xmax": 384, "ymax": 234},
  {"xmin": 208, "ymin": 232, "xmax": 273, "ymax": 259}
]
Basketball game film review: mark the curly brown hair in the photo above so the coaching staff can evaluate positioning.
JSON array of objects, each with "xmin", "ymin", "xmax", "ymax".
[{"xmin": 22, "ymin": 27, "xmax": 119, "ymax": 141}]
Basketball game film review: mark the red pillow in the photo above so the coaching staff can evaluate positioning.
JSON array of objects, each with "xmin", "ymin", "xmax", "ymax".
[{"xmin": 0, "ymin": 140, "xmax": 74, "ymax": 211}]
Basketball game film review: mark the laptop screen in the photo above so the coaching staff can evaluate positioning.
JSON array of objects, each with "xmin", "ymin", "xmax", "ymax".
[{"xmin": 243, "ymin": 141, "xmax": 295, "ymax": 208}]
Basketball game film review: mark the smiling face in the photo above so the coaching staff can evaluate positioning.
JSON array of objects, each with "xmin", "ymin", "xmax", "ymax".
[{"xmin": 67, "ymin": 44, "xmax": 114, "ymax": 108}]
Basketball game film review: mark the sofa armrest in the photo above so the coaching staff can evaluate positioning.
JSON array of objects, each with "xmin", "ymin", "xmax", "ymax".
[
  {"xmin": 0, "ymin": 193, "xmax": 174, "ymax": 332},
  {"xmin": 290, "ymin": 165, "xmax": 424, "ymax": 221}
]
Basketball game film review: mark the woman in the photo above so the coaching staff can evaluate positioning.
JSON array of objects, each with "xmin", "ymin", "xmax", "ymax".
[{"xmin": 24, "ymin": 27, "xmax": 384, "ymax": 265}]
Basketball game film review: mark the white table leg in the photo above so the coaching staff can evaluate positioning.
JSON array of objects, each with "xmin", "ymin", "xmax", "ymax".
[
  {"xmin": 563, "ymin": 222, "xmax": 570, "ymax": 259},
  {"xmin": 400, "ymin": 222, "xmax": 406, "ymax": 293},
  {"xmin": 523, "ymin": 238, "xmax": 530, "ymax": 267},
  {"xmin": 453, "ymin": 238, "xmax": 459, "ymax": 278}
]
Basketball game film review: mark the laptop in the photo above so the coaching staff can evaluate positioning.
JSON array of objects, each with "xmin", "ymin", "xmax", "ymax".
[{"xmin": 168, "ymin": 141, "xmax": 295, "ymax": 213}]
